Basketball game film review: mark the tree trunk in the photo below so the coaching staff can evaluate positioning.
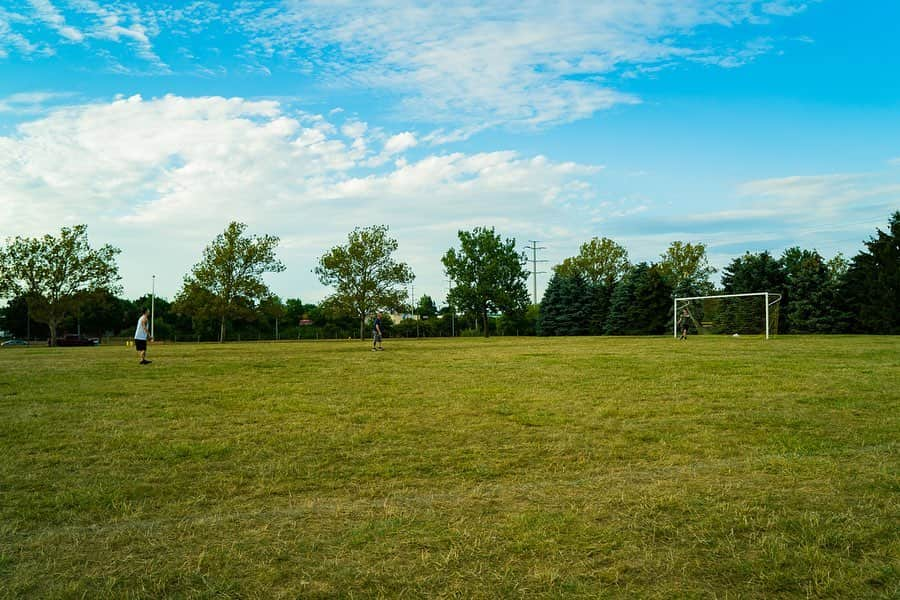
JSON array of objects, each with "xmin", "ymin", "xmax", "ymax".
[
  {"xmin": 482, "ymin": 309, "xmax": 489, "ymax": 338},
  {"xmin": 219, "ymin": 315, "xmax": 226, "ymax": 343},
  {"xmin": 359, "ymin": 316, "xmax": 365, "ymax": 341},
  {"xmin": 48, "ymin": 320, "xmax": 58, "ymax": 347}
]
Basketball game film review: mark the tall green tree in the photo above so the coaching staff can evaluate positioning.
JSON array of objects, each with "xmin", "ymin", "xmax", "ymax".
[
  {"xmin": 442, "ymin": 227, "xmax": 530, "ymax": 337},
  {"xmin": 840, "ymin": 211, "xmax": 900, "ymax": 333},
  {"xmin": 605, "ymin": 263, "xmax": 673, "ymax": 335},
  {"xmin": 174, "ymin": 221, "xmax": 285, "ymax": 343},
  {"xmin": 554, "ymin": 237, "xmax": 630, "ymax": 287},
  {"xmin": 780, "ymin": 247, "xmax": 846, "ymax": 333},
  {"xmin": 538, "ymin": 271, "xmax": 592, "ymax": 335},
  {"xmin": 417, "ymin": 294, "xmax": 438, "ymax": 319},
  {"xmin": 0, "ymin": 225, "xmax": 121, "ymax": 346},
  {"xmin": 721, "ymin": 251, "xmax": 785, "ymax": 295},
  {"xmin": 657, "ymin": 241, "xmax": 716, "ymax": 294},
  {"xmin": 315, "ymin": 225, "xmax": 414, "ymax": 339},
  {"xmin": 719, "ymin": 251, "xmax": 786, "ymax": 333},
  {"xmin": 0, "ymin": 295, "xmax": 48, "ymax": 339},
  {"xmin": 259, "ymin": 295, "xmax": 287, "ymax": 340}
]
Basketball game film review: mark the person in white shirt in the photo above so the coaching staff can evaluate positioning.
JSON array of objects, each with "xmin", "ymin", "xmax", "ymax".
[{"xmin": 134, "ymin": 308, "xmax": 152, "ymax": 364}]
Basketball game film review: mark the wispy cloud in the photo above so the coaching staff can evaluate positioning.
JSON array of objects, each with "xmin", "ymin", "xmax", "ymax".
[
  {"xmin": 27, "ymin": 0, "xmax": 84, "ymax": 42},
  {"xmin": 0, "ymin": 91, "xmax": 77, "ymax": 114},
  {"xmin": 0, "ymin": 7, "xmax": 53, "ymax": 58},
  {"xmin": 2, "ymin": 0, "xmax": 168, "ymax": 71},
  {"xmin": 68, "ymin": 0, "xmax": 169, "ymax": 71},
  {"xmin": 2, "ymin": 1, "xmax": 812, "ymax": 128},
  {"xmin": 233, "ymin": 0, "xmax": 811, "ymax": 129}
]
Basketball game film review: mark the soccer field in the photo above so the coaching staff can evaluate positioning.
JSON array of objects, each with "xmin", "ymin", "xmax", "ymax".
[{"xmin": 1, "ymin": 336, "xmax": 897, "ymax": 598}]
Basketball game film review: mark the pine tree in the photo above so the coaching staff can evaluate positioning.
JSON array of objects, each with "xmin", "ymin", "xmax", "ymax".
[
  {"xmin": 537, "ymin": 272, "xmax": 565, "ymax": 335},
  {"xmin": 538, "ymin": 271, "xmax": 592, "ymax": 335},
  {"xmin": 605, "ymin": 264, "xmax": 641, "ymax": 335},
  {"xmin": 630, "ymin": 265, "xmax": 673, "ymax": 334},
  {"xmin": 840, "ymin": 212, "xmax": 900, "ymax": 333}
]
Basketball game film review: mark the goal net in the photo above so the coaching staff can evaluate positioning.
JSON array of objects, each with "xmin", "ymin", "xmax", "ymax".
[{"xmin": 674, "ymin": 292, "xmax": 782, "ymax": 339}]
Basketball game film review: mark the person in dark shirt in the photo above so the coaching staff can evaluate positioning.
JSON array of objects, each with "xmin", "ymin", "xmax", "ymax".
[
  {"xmin": 679, "ymin": 307, "xmax": 690, "ymax": 340},
  {"xmin": 372, "ymin": 312, "xmax": 384, "ymax": 351}
]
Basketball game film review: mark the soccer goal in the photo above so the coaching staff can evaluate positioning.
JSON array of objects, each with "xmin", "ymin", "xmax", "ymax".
[{"xmin": 674, "ymin": 292, "xmax": 782, "ymax": 339}]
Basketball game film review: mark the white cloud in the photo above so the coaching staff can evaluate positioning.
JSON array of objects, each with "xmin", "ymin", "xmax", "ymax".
[
  {"xmin": 0, "ymin": 95, "xmax": 605, "ymax": 302},
  {"xmin": 383, "ymin": 132, "xmax": 417, "ymax": 155}
]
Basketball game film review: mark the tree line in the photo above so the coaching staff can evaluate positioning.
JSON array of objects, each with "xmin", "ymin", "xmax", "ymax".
[
  {"xmin": 1, "ymin": 212, "xmax": 897, "ymax": 343},
  {"xmin": 539, "ymin": 213, "xmax": 900, "ymax": 336}
]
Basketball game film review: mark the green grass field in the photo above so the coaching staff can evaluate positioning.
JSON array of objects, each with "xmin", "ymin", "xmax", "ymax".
[{"xmin": 1, "ymin": 335, "xmax": 897, "ymax": 598}]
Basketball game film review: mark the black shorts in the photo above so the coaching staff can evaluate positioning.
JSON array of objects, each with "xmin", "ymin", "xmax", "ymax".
[{"xmin": 134, "ymin": 339, "xmax": 147, "ymax": 351}]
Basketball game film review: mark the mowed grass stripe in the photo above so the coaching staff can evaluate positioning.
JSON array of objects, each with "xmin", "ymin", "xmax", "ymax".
[{"xmin": 1, "ymin": 336, "xmax": 897, "ymax": 598}]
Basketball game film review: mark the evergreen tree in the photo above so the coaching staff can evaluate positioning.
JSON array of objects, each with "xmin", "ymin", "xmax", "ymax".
[
  {"xmin": 719, "ymin": 251, "xmax": 786, "ymax": 333},
  {"xmin": 538, "ymin": 271, "xmax": 592, "ymax": 335},
  {"xmin": 630, "ymin": 264, "xmax": 674, "ymax": 334},
  {"xmin": 605, "ymin": 265, "xmax": 639, "ymax": 335},
  {"xmin": 781, "ymin": 247, "xmax": 840, "ymax": 333},
  {"xmin": 840, "ymin": 211, "xmax": 900, "ymax": 333},
  {"xmin": 605, "ymin": 263, "xmax": 670, "ymax": 335},
  {"xmin": 587, "ymin": 282, "xmax": 613, "ymax": 335},
  {"xmin": 537, "ymin": 271, "xmax": 565, "ymax": 335}
]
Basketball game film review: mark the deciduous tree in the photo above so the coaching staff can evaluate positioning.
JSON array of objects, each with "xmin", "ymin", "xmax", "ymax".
[
  {"xmin": 0, "ymin": 225, "xmax": 120, "ymax": 346},
  {"xmin": 555, "ymin": 237, "xmax": 630, "ymax": 288},
  {"xmin": 417, "ymin": 294, "xmax": 438, "ymax": 319},
  {"xmin": 315, "ymin": 225, "xmax": 414, "ymax": 339},
  {"xmin": 657, "ymin": 241, "xmax": 715, "ymax": 294},
  {"xmin": 442, "ymin": 227, "xmax": 530, "ymax": 337},
  {"xmin": 174, "ymin": 222, "xmax": 285, "ymax": 343}
]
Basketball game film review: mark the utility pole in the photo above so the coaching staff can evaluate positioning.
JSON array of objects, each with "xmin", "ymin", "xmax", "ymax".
[
  {"xmin": 151, "ymin": 275, "xmax": 156, "ymax": 340},
  {"xmin": 411, "ymin": 284, "xmax": 419, "ymax": 337},
  {"xmin": 446, "ymin": 277, "xmax": 455, "ymax": 337},
  {"xmin": 524, "ymin": 240, "xmax": 547, "ymax": 305}
]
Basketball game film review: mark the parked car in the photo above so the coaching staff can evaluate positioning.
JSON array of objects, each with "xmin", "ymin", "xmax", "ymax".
[
  {"xmin": 52, "ymin": 334, "xmax": 100, "ymax": 347},
  {"xmin": 1, "ymin": 339, "xmax": 29, "ymax": 347}
]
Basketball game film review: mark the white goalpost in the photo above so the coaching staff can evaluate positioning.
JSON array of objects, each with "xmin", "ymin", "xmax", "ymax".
[{"xmin": 674, "ymin": 292, "xmax": 782, "ymax": 340}]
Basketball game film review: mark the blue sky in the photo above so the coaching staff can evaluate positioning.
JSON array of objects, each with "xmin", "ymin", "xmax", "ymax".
[{"xmin": 1, "ymin": 0, "xmax": 898, "ymax": 304}]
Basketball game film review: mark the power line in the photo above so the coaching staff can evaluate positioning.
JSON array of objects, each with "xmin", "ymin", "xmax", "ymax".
[{"xmin": 524, "ymin": 240, "xmax": 547, "ymax": 305}]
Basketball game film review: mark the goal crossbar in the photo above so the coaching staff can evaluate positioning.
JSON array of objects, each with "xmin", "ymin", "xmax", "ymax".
[{"xmin": 674, "ymin": 292, "xmax": 782, "ymax": 339}]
